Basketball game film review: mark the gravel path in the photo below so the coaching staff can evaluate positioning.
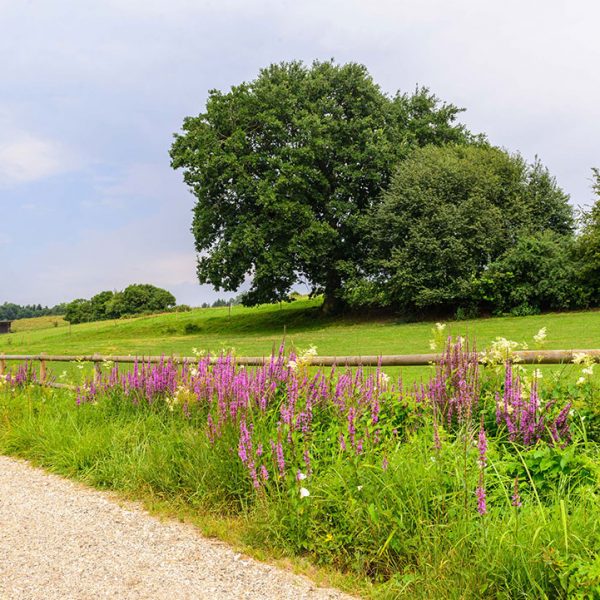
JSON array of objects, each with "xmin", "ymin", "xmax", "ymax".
[{"xmin": 0, "ymin": 456, "xmax": 354, "ymax": 600}]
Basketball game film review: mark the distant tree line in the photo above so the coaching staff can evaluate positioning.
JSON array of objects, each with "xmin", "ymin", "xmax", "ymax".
[
  {"xmin": 171, "ymin": 60, "xmax": 600, "ymax": 319},
  {"xmin": 64, "ymin": 284, "xmax": 176, "ymax": 324},
  {"xmin": 200, "ymin": 294, "xmax": 244, "ymax": 309},
  {"xmin": 0, "ymin": 302, "xmax": 67, "ymax": 321}
]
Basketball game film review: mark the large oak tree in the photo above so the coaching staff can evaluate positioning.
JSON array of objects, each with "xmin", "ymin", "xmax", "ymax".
[{"xmin": 170, "ymin": 60, "xmax": 472, "ymax": 312}]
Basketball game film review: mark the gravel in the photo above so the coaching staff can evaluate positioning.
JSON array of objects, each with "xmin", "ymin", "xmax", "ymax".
[{"xmin": 0, "ymin": 456, "xmax": 355, "ymax": 599}]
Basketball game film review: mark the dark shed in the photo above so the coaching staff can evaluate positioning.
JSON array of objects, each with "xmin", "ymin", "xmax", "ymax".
[{"xmin": 0, "ymin": 321, "xmax": 12, "ymax": 334}]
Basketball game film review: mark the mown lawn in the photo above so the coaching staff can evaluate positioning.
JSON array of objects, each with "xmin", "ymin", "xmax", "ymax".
[{"xmin": 1, "ymin": 298, "xmax": 598, "ymax": 358}]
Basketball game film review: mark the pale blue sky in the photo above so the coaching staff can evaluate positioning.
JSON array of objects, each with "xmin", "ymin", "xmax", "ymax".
[{"xmin": 1, "ymin": 0, "xmax": 599, "ymax": 306}]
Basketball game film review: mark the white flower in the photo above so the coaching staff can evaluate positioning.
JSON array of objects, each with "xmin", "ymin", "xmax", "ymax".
[
  {"xmin": 189, "ymin": 367, "xmax": 198, "ymax": 377},
  {"xmin": 378, "ymin": 372, "xmax": 391, "ymax": 389},
  {"xmin": 302, "ymin": 345, "xmax": 318, "ymax": 359},
  {"xmin": 532, "ymin": 369, "xmax": 543, "ymax": 380},
  {"xmin": 429, "ymin": 340, "xmax": 437, "ymax": 351},
  {"xmin": 582, "ymin": 365, "xmax": 595, "ymax": 376},
  {"xmin": 533, "ymin": 327, "xmax": 547, "ymax": 345},
  {"xmin": 357, "ymin": 485, "xmax": 363, "ymax": 491},
  {"xmin": 482, "ymin": 337, "xmax": 522, "ymax": 365},
  {"xmin": 297, "ymin": 471, "xmax": 307, "ymax": 481},
  {"xmin": 288, "ymin": 360, "xmax": 297, "ymax": 371},
  {"xmin": 435, "ymin": 322, "xmax": 446, "ymax": 333},
  {"xmin": 300, "ymin": 487, "xmax": 310, "ymax": 498},
  {"xmin": 577, "ymin": 377, "xmax": 587, "ymax": 386},
  {"xmin": 573, "ymin": 353, "xmax": 590, "ymax": 365}
]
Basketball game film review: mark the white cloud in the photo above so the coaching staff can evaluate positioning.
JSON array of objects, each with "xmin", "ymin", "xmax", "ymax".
[{"xmin": 0, "ymin": 134, "xmax": 80, "ymax": 186}]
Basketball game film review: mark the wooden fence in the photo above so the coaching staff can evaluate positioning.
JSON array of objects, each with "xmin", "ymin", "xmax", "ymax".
[{"xmin": 1, "ymin": 349, "xmax": 599, "ymax": 388}]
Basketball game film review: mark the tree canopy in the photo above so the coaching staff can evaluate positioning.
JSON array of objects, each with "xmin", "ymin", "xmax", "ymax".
[
  {"xmin": 170, "ymin": 60, "xmax": 474, "ymax": 313},
  {"xmin": 64, "ymin": 284, "xmax": 176, "ymax": 324},
  {"xmin": 0, "ymin": 302, "xmax": 66, "ymax": 321},
  {"xmin": 361, "ymin": 144, "xmax": 575, "ymax": 314},
  {"xmin": 576, "ymin": 168, "xmax": 600, "ymax": 304}
]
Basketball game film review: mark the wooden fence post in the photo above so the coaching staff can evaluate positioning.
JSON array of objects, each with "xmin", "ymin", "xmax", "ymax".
[{"xmin": 39, "ymin": 352, "xmax": 47, "ymax": 384}]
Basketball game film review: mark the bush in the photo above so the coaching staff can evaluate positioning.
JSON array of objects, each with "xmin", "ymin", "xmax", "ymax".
[
  {"xmin": 183, "ymin": 322, "xmax": 201, "ymax": 334},
  {"xmin": 474, "ymin": 232, "xmax": 586, "ymax": 315},
  {"xmin": 360, "ymin": 145, "xmax": 575, "ymax": 315}
]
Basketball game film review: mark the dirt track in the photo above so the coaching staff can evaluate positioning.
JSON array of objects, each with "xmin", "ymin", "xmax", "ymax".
[{"xmin": 0, "ymin": 456, "xmax": 353, "ymax": 600}]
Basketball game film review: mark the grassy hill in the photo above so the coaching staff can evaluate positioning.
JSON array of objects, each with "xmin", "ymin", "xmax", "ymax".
[
  {"xmin": 0, "ymin": 298, "xmax": 597, "ymax": 360},
  {"xmin": 8, "ymin": 315, "xmax": 67, "ymax": 333}
]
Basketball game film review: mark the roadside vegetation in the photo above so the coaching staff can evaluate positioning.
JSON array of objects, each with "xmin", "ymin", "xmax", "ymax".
[{"xmin": 1, "ymin": 330, "xmax": 599, "ymax": 598}]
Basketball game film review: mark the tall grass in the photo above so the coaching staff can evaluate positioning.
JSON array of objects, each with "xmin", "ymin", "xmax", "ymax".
[{"xmin": 1, "ymin": 340, "xmax": 599, "ymax": 598}]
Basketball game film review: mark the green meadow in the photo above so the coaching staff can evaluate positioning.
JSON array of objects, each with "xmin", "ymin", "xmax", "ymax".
[
  {"xmin": 1, "ymin": 298, "xmax": 599, "ymax": 357},
  {"xmin": 1, "ymin": 299, "xmax": 598, "ymax": 386}
]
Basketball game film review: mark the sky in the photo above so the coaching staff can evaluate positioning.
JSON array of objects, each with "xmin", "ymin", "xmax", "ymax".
[{"xmin": 1, "ymin": 0, "xmax": 599, "ymax": 307}]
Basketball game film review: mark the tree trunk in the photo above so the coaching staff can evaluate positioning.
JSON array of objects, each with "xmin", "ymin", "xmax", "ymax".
[{"xmin": 321, "ymin": 272, "xmax": 347, "ymax": 315}]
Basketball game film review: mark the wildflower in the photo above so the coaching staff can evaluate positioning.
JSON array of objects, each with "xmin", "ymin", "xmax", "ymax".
[
  {"xmin": 512, "ymin": 477, "xmax": 522, "ymax": 508},
  {"xmin": 577, "ymin": 377, "xmax": 587, "ymax": 386},
  {"xmin": 436, "ymin": 322, "xmax": 446, "ymax": 333},
  {"xmin": 357, "ymin": 485, "xmax": 363, "ymax": 492},
  {"xmin": 299, "ymin": 487, "xmax": 310, "ymax": 498},
  {"xmin": 573, "ymin": 352, "xmax": 589, "ymax": 365},
  {"xmin": 433, "ymin": 418, "xmax": 441, "ymax": 451},
  {"xmin": 382, "ymin": 456, "xmax": 389, "ymax": 471},
  {"xmin": 429, "ymin": 340, "xmax": 437, "ymax": 351},
  {"xmin": 270, "ymin": 439, "xmax": 286, "ymax": 477},
  {"xmin": 476, "ymin": 472, "xmax": 487, "ymax": 515},
  {"xmin": 260, "ymin": 465, "xmax": 269, "ymax": 481},
  {"xmin": 478, "ymin": 423, "xmax": 487, "ymax": 469},
  {"xmin": 482, "ymin": 337, "xmax": 521, "ymax": 365},
  {"xmin": 288, "ymin": 360, "xmax": 297, "ymax": 371},
  {"xmin": 582, "ymin": 365, "xmax": 595, "ymax": 377},
  {"xmin": 532, "ymin": 369, "xmax": 543, "ymax": 380},
  {"xmin": 533, "ymin": 327, "xmax": 547, "ymax": 345},
  {"xmin": 378, "ymin": 372, "xmax": 390, "ymax": 389},
  {"xmin": 296, "ymin": 471, "xmax": 307, "ymax": 481}
]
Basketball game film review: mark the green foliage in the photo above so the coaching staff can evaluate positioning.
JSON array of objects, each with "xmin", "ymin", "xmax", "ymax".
[
  {"xmin": 363, "ymin": 145, "xmax": 576, "ymax": 314},
  {"xmin": 64, "ymin": 298, "xmax": 94, "ymax": 324},
  {"xmin": 64, "ymin": 284, "xmax": 176, "ymax": 324},
  {"xmin": 3, "ymin": 375, "xmax": 600, "ymax": 599},
  {"xmin": 576, "ymin": 168, "xmax": 600, "ymax": 305},
  {"xmin": 170, "ymin": 60, "xmax": 473, "ymax": 313},
  {"xmin": 475, "ymin": 232, "xmax": 586, "ymax": 315},
  {"xmin": 0, "ymin": 302, "xmax": 66, "ymax": 321}
]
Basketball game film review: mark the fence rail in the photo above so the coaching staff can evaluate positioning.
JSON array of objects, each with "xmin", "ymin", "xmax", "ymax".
[{"xmin": 1, "ymin": 349, "xmax": 599, "ymax": 373}]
